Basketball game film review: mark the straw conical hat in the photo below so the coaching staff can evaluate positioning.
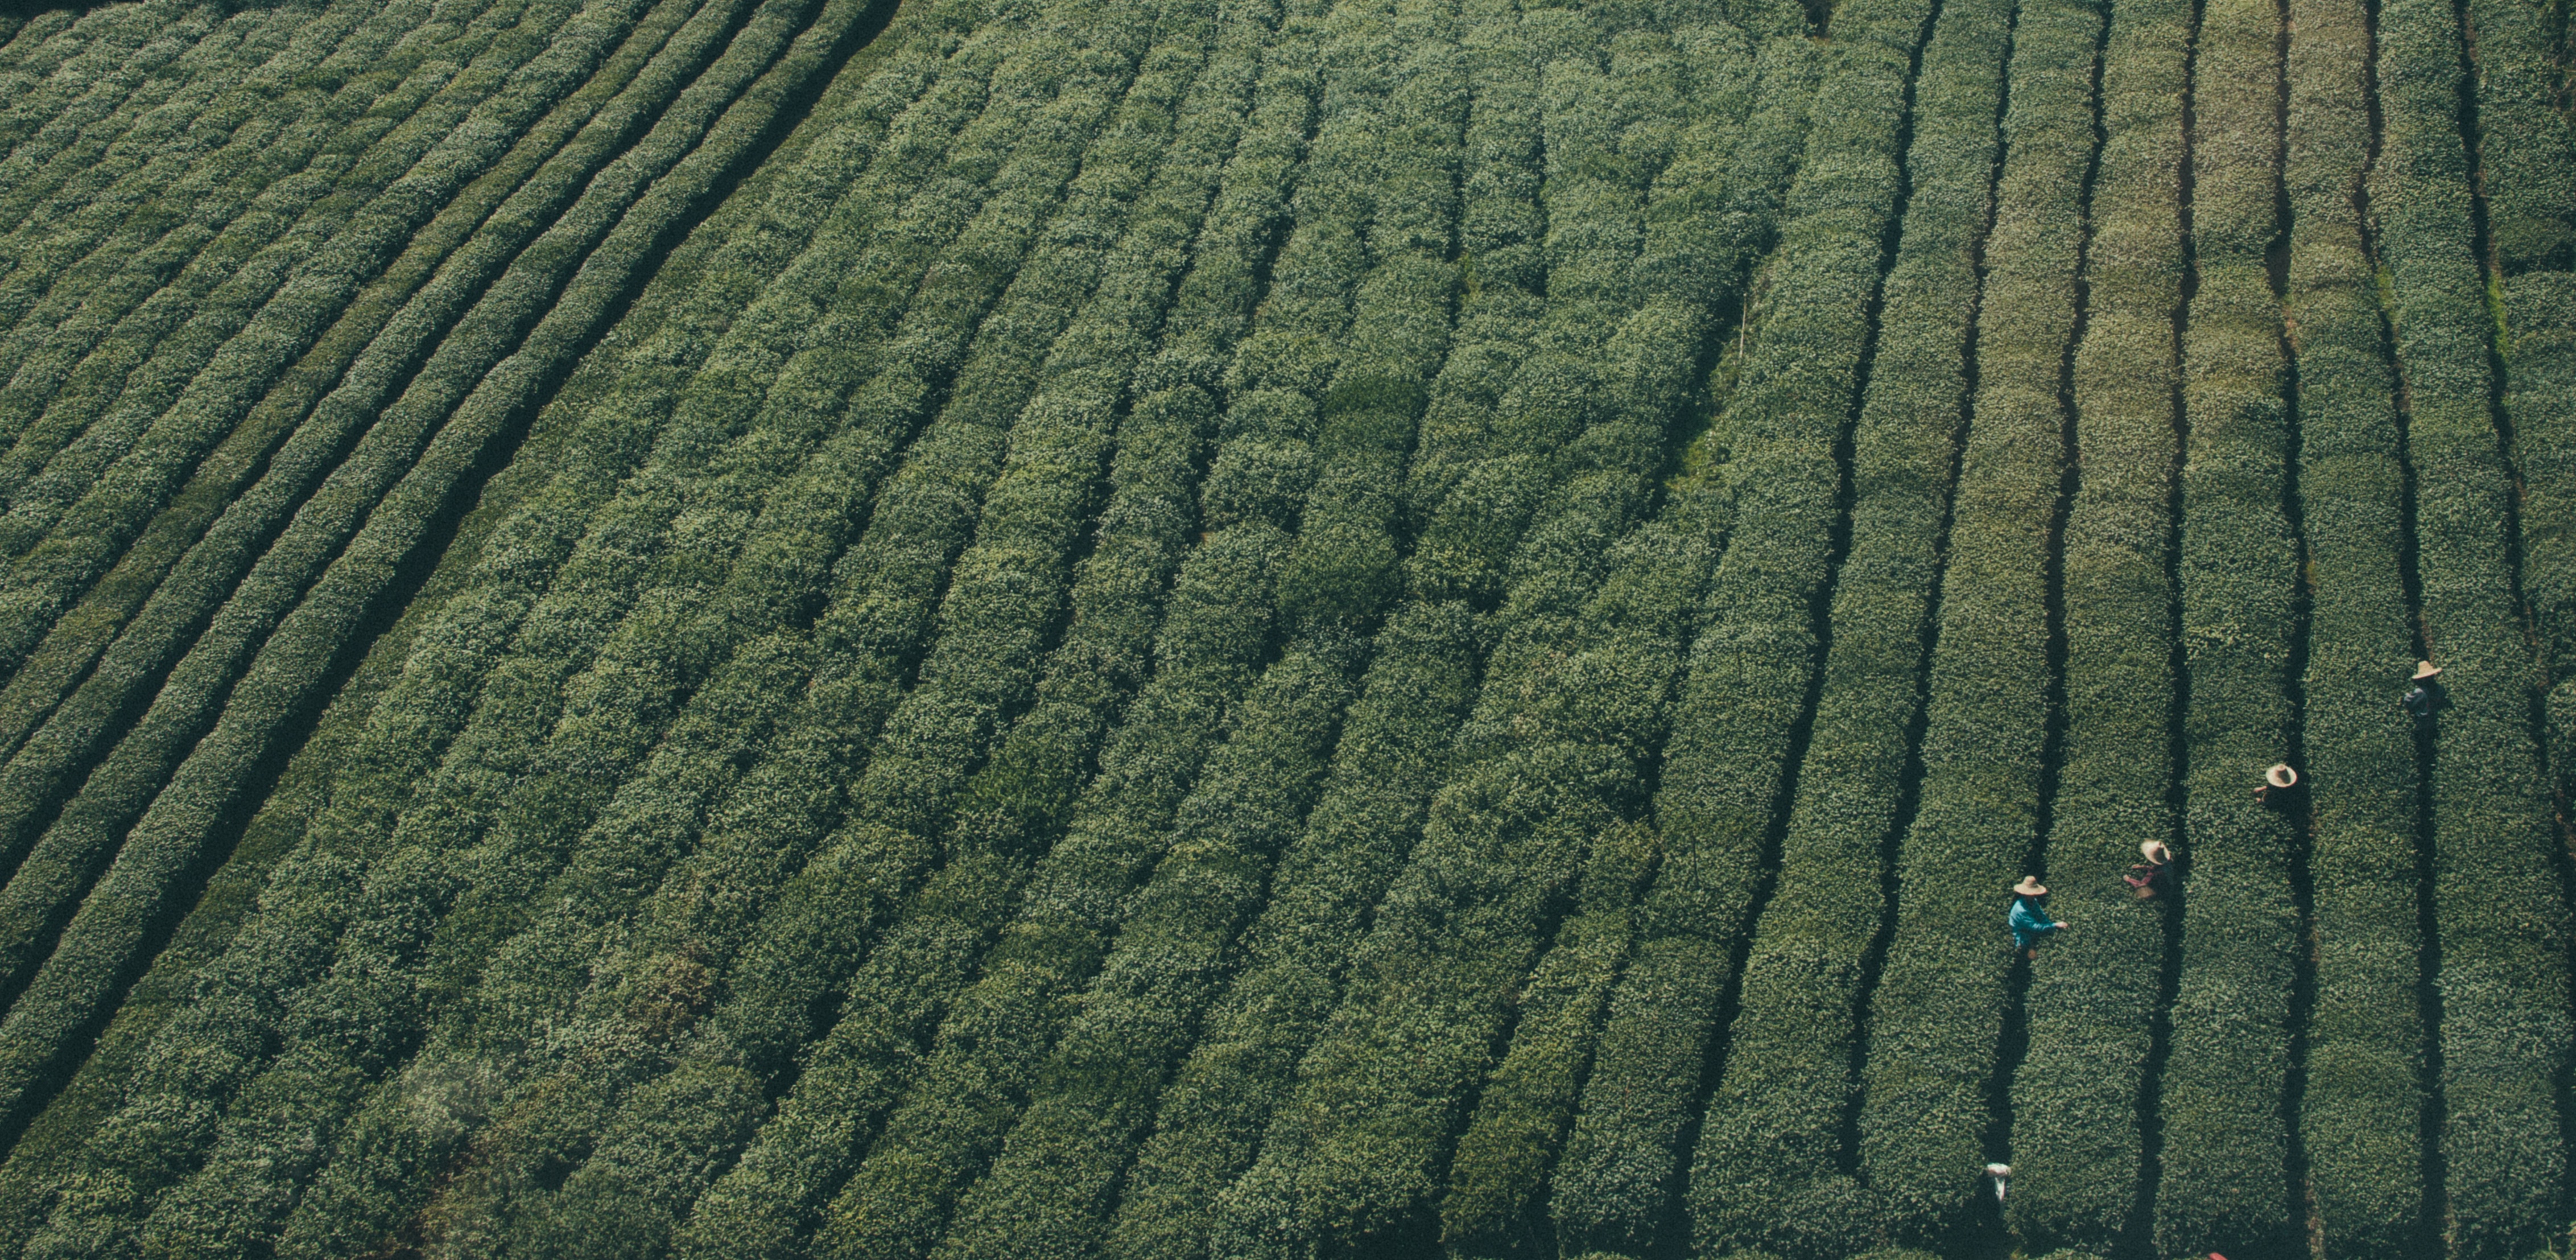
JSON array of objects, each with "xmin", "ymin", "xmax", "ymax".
[
  {"xmin": 2413, "ymin": 660, "xmax": 2443, "ymax": 681},
  {"xmin": 2266, "ymin": 763, "xmax": 2298, "ymax": 789},
  {"xmin": 2012, "ymin": 875, "xmax": 2047, "ymax": 897},
  {"xmin": 2139, "ymin": 839, "xmax": 2172, "ymax": 864}
]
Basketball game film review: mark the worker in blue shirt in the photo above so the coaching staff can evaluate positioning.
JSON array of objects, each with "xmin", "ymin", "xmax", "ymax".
[{"xmin": 2009, "ymin": 876, "xmax": 2069, "ymax": 960}]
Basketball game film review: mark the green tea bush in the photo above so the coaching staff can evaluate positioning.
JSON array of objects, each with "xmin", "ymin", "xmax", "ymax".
[
  {"xmin": 2155, "ymin": 0, "xmax": 2303, "ymax": 1248},
  {"xmin": 2375, "ymin": 0, "xmax": 2574, "ymax": 1250},
  {"xmin": 2003, "ymin": 0, "xmax": 2186, "ymax": 1243},
  {"xmin": 0, "ymin": 0, "xmax": 898, "ymax": 1216},
  {"xmin": 2284, "ymin": 0, "xmax": 2428, "ymax": 1246},
  {"xmin": 222, "ymin": 5, "xmax": 1184, "ymax": 1253},
  {"xmin": 1855, "ymin": 0, "xmax": 2100, "ymax": 1240},
  {"xmin": 1670, "ymin": 0, "xmax": 2007, "ymax": 1253},
  {"xmin": 1516, "ymin": 34, "xmax": 1834, "ymax": 1257},
  {"xmin": 1097, "ymin": 13, "xmax": 1549, "ymax": 1253}
]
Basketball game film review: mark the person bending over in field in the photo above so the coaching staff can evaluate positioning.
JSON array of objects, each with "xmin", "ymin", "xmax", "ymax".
[
  {"xmin": 2124, "ymin": 839, "xmax": 2173, "ymax": 900},
  {"xmin": 2253, "ymin": 762, "xmax": 2300, "ymax": 810},
  {"xmin": 2401, "ymin": 660, "xmax": 2447, "ymax": 727},
  {"xmin": 2009, "ymin": 876, "xmax": 2069, "ymax": 960}
]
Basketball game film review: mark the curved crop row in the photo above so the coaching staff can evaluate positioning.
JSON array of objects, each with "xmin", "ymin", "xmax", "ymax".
[
  {"xmin": 0, "ymin": 84, "xmax": 857, "ymax": 1245},
  {"xmin": 0, "ymin": 0, "xmax": 589, "ymax": 775},
  {"xmin": 2002, "ymin": 0, "xmax": 2188, "ymax": 1244},
  {"xmin": 0, "ymin": 0, "xmax": 398, "ymax": 370},
  {"xmin": 0, "ymin": 3, "xmax": 226, "ymax": 252},
  {"xmin": 1096, "ymin": 6, "xmax": 1555, "ymax": 1249},
  {"xmin": 1669, "ymin": 0, "xmax": 2008, "ymax": 1253},
  {"xmin": 1529, "ymin": 28, "xmax": 1847, "ymax": 1257},
  {"xmin": 0, "ymin": 0, "xmax": 625, "ymax": 756},
  {"xmin": 0, "ymin": 0, "xmax": 481, "ymax": 504},
  {"xmin": 0, "ymin": 0, "xmax": 602, "ymax": 524},
  {"xmin": 0, "ymin": 0, "xmax": 332, "ymax": 479},
  {"xmin": 2154, "ymin": 0, "xmax": 2303, "ymax": 1246},
  {"xmin": 0, "ymin": 0, "xmax": 782, "ymax": 1019},
  {"xmin": 124, "ymin": 5, "xmax": 1157, "ymax": 1252},
  {"xmin": 2464, "ymin": 0, "xmax": 2575, "ymax": 275},
  {"xmin": 2470, "ymin": 0, "xmax": 2576, "ymax": 862},
  {"xmin": 1204, "ymin": 10, "xmax": 1793, "ymax": 1246},
  {"xmin": 7, "ymin": 7, "xmax": 984, "ymax": 1249},
  {"xmin": 0, "ymin": 0, "xmax": 383, "ymax": 395},
  {"xmin": 0, "ymin": 3, "xmax": 183, "ymax": 164},
  {"xmin": 541, "ymin": 9, "xmax": 1327, "ymax": 1258},
  {"xmin": 0, "ymin": 0, "xmax": 674, "ymax": 686},
  {"xmin": 1669, "ymin": 3, "xmax": 1935, "ymax": 1247},
  {"xmin": 258, "ymin": 6, "xmax": 1233, "ymax": 1251},
  {"xmin": 2283, "ymin": 0, "xmax": 2428, "ymax": 1244},
  {"xmin": 0, "ymin": 0, "xmax": 889, "ymax": 1166},
  {"xmin": 735, "ymin": 5, "xmax": 1444, "ymax": 1253},
  {"xmin": 911, "ymin": 22, "xmax": 1468, "ymax": 1259},
  {"xmin": 2373, "ymin": 0, "xmax": 2574, "ymax": 1249},
  {"xmin": 1852, "ymin": 0, "xmax": 2101, "ymax": 1240}
]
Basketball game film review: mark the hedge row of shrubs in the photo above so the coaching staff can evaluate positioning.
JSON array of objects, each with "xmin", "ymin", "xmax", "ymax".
[
  {"xmin": 1534, "ymin": 29, "xmax": 1832, "ymax": 1257},
  {"xmin": 0, "ymin": 9, "xmax": 953, "ymax": 1245},
  {"xmin": 0, "ymin": 0, "xmax": 672, "ymax": 660},
  {"xmin": 2002, "ymin": 0, "xmax": 2187, "ymax": 1244},
  {"xmin": 0, "ymin": 0, "xmax": 907, "ymax": 1240},
  {"xmin": 146, "ymin": 5, "xmax": 1173, "ymax": 1255},
  {"xmin": 0, "ymin": 0, "xmax": 828, "ymax": 1129},
  {"xmin": 0, "ymin": 0, "xmax": 664, "ymax": 937},
  {"xmin": 0, "ymin": 0, "xmax": 609, "ymax": 691},
  {"xmin": 917, "ymin": 20, "xmax": 1473, "ymax": 1260},
  {"xmin": 0, "ymin": 0, "xmax": 387, "ymax": 455},
  {"xmin": 1854, "ymin": 0, "xmax": 2100, "ymax": 1240},
  {"xmin": 0, "ymin": 0, "xmax": 414, "ymax": 392},
  {"xmin": 323, "ymin": 7, "xmax": 1266, "ymax": 1254},
  {"xmin": 2374, "ymin": 0, "xmax": 2575, "ymax": 1250},
  {"xmin": 0, "ymin": 0, "xmax": 645, "ymax": 849},
  {"xmin": 0, "ymin": 0, "xmax": 538, "ymax": 763},
  {"xmin": 794, "ymin": 7, "xmax": 1444, "ymax": 1255},
  {"xmin": 2472, "ymin": 0, "xmax": 2576, "ymax": 973},
  {"xmin": 2281, "ymin": 0, "xmax": 2429, "ymax": 1245},
  {"xmin": 0, "ymin": 5, "xmax": 179, "ymax": 199},
  {"xmin": 0, "ymin": 4, "xmax": 226, "ymax": 261},
  {"xmin": 1422, "ymin": 20, "xmax": 1781, "ymax": 1259},
  {"xmin": 2154, "ymin": 0, "xmax": 2303, "ymax": 1246},
  {"xmin": 536, "ymin": 7, "xmax": 1324, "ymax": 1258},
  {"xmin": 1099, "ymin": 8, "xmax": 1550, "ymax": 1250},
  {"xmin": 1667, "ymin": 0, "xmax": 2005, "ymax": 1253},
  {"xmin": 1203, "ymin": 10, "xmax": 1809, "ymax": 1246}
]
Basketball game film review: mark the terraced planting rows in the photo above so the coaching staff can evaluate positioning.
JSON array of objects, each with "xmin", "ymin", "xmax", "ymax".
[{"xmin": 0, "ymin": 0, "xmax": 2567, "ymax": 1255}]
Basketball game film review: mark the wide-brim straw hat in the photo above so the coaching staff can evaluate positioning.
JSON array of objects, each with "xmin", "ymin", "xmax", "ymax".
[
  {"xmin": 2139, "ymin": 839, "xmax": 2172, "ymax": 864},
  {"xmin": 2012, "ymin": 875, "xmax": 2047, "ymax": 897},
  {"xmin": 2414, "ymin": 660, "xmax": 2443, "ymax": 681},
  {"xmin": 2266, "ymin": 763, "xmax": 2298, "ymax": 789}
]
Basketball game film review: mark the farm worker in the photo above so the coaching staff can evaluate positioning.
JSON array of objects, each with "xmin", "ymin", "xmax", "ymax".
[
  {"xmin": 2124, "ymin": 839, "xmax": 2173, "ymax": 899},
  {"xmin": 2253, "ymin": 762, "xmax": 2298, "ymax": 809},
  {"xmin": 2008, "ymin": 876, "xmax": 2067, "ymax": 959},
  {"xmin": 2401, "ymin": 660, "xmax": 2447, "ymax": 724}
]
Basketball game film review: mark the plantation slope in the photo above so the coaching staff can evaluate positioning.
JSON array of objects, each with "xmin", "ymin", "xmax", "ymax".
[{"xmin": 1, "ymin": 0, "xmax": 2571, "ymax": 1253}]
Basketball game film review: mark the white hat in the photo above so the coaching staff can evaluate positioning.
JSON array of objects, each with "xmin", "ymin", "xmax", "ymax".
[
  {"xmin": 2265, "ymin": 763, "xmax": 2298, "ymax": 789},
  {"xmin": 2139, "ymin": 839, "xmax": 2172, "ymax": 864}
]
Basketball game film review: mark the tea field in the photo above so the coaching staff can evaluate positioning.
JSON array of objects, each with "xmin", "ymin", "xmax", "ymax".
[{"xmin": 0, "ymin": 0, "xmax": 2566, "ymax": 1254}]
